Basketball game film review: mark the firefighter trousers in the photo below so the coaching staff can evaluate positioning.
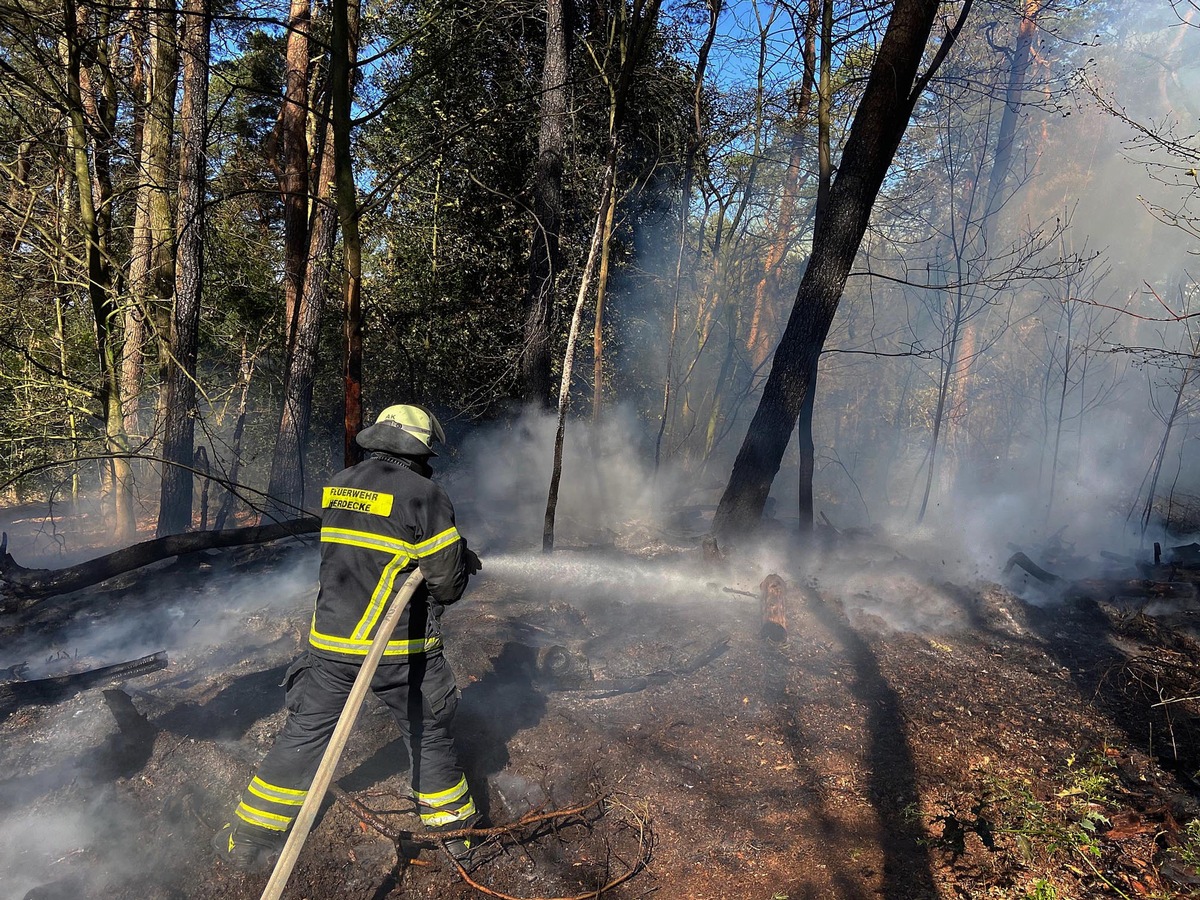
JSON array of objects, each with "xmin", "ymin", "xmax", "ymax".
[{"xmin": 232, "ymin": 650, "xmax": 476, "ymax": 838}]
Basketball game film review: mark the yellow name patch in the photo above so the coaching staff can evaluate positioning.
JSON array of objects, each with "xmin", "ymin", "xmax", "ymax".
[{"xmin": 322, "ymin": 487, "xmax": 394, "ymax": 516}]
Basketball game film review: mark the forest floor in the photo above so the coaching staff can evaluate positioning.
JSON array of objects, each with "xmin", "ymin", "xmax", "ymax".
[{"xmin": 4, "ymin": 507, "xmax": 1200, "ymax": 900}]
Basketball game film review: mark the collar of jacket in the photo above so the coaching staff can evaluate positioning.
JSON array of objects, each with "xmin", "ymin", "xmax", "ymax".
[{"xmin": 371, "ymin": 451, "xmax": 433, "ymax": 479}]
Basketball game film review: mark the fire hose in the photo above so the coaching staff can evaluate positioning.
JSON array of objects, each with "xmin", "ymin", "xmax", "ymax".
[{"xmin": 259, "ymin": 568, "xmax": 424, "ymax": 900}]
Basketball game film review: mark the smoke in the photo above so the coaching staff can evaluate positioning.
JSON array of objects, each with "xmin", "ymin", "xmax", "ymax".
[{"xmin": 445, "ymin": 405, "xmax": 688, "ymax": 553}]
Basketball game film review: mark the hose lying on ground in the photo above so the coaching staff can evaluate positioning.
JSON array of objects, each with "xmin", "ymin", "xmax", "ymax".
[{"xmin": 259, "ymin": 568, "xmax": 424, "ymax": 900}]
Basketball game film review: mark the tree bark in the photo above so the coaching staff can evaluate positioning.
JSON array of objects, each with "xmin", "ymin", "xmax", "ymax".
[
  {"xmin": 712, "ymin": 0, "xmax": 973, "ymax": 542},
  {"xmin": 331, "ymin": 0, "xmax": 363, "ymax": 467},
  {"xmin": 63, "ymin": 0, "xmax": 136, "ymax": 541},
  {"xmin": 277, "ymin": 0, "xmax": 312, "ymax": 356},
  {"xmin": 264, "ymin": 112, "xmax": 338, "ymax": 518},
  {"xmin": 158, "ymin": 0, "xmax": 209, "ymax": 536},
  {"xmin": 522, "ymin": 0, "xmax": 570, "ymax": 408},
  {"xmin": 123, "ymin": 0, "xmax": 178, "ymax": 442}
]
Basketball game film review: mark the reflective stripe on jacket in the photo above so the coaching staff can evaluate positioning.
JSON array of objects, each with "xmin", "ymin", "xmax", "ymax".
[{"xmin": 309, "ymin": 455, "xmax": 468, "ymax": 662}]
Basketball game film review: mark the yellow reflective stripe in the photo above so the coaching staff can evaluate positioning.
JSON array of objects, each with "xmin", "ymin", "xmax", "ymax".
[
  {"xmin": 415, "ymin": 776, "xmax": 470, "ymax": 806},
  {"xmin": 419, "ymin": 798, "xmax": 477, "ymax": 827},
  {"xmin": 321, "ymin": 526, "xmax": 413, "ymax": 555},
  {"xmin": 350, "ymin": 553, "xmax": 410, "ymax": 641},
  {"xmin": 309, "ymin": 620, "xmax": 443, "ymax": 656},
  {"xmin": 236, "ymin": 803, "xmax": 293, "ymax": 831},
  {"xmin": 322, "ymin": 487, "xmax": 394, "ymax": 517},
  {"xmin": 248, "ymin": 778, "xmax": 306, "ymax": 806},
  {"xmin": 321, "ymin": 526, "xmax": 460, "ymax": 559},
  {"xmin": 413, "ymin": 526, "xmax": 460, "ymax": 557}
]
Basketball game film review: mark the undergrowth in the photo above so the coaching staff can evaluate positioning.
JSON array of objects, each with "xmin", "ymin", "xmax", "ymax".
[{"xmin": 924, "ymin": 750, "xmax": 1124, "ymax": 898}]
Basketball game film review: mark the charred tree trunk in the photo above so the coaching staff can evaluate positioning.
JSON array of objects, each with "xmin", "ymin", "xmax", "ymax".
[
  {"xmin": 331, "ymin": 0, "xmax": 363, "ymax": 467},
  {"xmin": 158, "ymin": 0, "xmax": 209, "ymax": 536},
  {"xmin": 712, "ymin": 0, "xmax": 973, "ymax": 542},
  {"xmin": 522, "ymin": 0, "xmax": 570, "ymax": 408},
  {"xmin": 796, "ymin": 0, "xmax": 832, "ymax": 532},
  {"xmin": 0, "ymin": 520, "xmax": 319, "ymax": 610}
]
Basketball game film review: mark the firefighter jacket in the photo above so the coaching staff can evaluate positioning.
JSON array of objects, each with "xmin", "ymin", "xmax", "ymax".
[{"xmin": 309, "ymin": 453, "xmax": 468, "ymax": 662}]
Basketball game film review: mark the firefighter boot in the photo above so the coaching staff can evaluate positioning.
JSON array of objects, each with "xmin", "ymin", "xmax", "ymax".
[
  {"xmin": 435, "ymin": 812, "xmax": 482, "ymax": 865},
  {"xmin": 211, "ymin": 821, "xmax": 285, "ymax": 874}
]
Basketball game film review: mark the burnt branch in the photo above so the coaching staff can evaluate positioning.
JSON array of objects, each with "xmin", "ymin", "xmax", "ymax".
[{"xmin": 0, "ymin": 517, "xmax": 319, "ymax": 610}]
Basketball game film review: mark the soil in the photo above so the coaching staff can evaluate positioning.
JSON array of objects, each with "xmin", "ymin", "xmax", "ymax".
[{"xmin": 4, "ymin": 518, "xmax": 1200, "ymax": 900}]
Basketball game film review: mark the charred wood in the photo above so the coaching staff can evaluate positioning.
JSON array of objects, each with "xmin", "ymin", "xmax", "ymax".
[
  {"xmin": 0, "ymin": 650, "xmax": 167, "ymax": 716},
  {"xmin": 0, "ymin": 517, "xmax": 319, "ymax": 610},
  {"xmin": 1003, "ymin": 552, "xmax": 1063, "ymax": 584},
  {"xmin": 759, "ymin": 574, "xmax": 787, "ymax": 643}
]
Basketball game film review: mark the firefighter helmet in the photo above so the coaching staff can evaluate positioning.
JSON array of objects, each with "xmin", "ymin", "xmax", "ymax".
[{"xmin": 357, "ymin": 404, "xmax": 446, "ymax": 457}]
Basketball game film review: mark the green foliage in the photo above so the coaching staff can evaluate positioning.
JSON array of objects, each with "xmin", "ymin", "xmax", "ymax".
[
  {"xmin": 923, "ymin": 752, "xmax": 1127, "ymax": 900},
  {"xmin": 1024, "ymin": 879, "xmax": 1058, "ymax": 900}
]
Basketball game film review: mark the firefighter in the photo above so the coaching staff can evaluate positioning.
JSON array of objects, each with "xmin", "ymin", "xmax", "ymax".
[{"xmin": 212, "ymin": 404, "xmax": 482, "ymax": 873}]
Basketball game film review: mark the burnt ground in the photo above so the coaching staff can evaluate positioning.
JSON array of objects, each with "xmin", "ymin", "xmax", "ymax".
[{"xmin": 4, "ymin": 522, "xmax": 1200, "ymax": 900}]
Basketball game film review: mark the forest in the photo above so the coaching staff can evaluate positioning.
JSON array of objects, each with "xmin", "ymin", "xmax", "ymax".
[
  {"xmin": 2, "ymin": 0, "xmax": 1197, "ymax": 548},
  {"xmin": 6, "ymin": 1, "xmax": 1200, "ymax": 899}
]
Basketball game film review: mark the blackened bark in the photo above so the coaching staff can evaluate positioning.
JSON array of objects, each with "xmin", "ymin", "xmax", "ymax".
[
  {"xmin": 158, "ymin": 0, "xmax": 209, "ymax": 536},
  {"xmin": 331, "ymin": 0, "xmax": 363, "ymax": 467},
  {"xmin": 712, "ymin": 0, "xmax": 972, "ymax": 542},
  {"xmin": 522, "ymin": 0, "xmax": 569, "ymax": 408}
]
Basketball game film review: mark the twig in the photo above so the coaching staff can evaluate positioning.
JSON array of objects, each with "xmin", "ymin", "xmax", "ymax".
[{"xmin": 442, "ymin": 806, "xmax": 651, "ymax": 900}]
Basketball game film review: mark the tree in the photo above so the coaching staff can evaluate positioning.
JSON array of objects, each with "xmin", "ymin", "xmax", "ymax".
[
  {"xmin": 522, "ymin": 0, "xmax": 570, "ymax": 408},
  {"xmin": 157, "ymin": 0, "xmax": 210, "ymax": 535},
  {"xmin": 712, "ymin": 0, "xmax": 974, "ymax": 542}
]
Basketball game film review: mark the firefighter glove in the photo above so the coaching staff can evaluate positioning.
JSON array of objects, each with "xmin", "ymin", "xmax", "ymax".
[{"xmin": 464, "ymin": 547, "xmax": 482, "ymax": 576}]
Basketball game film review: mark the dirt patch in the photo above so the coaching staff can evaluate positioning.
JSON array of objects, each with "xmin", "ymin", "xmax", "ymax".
[{"xmin": 3, "ymin": 535, "xmax": 1200, "ymax": 900}]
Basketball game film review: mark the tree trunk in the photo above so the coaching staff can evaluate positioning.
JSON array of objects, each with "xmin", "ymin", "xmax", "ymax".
[
  {"xmin": 522, "ymin": 0, "xmax": 570, "ymax": 408},
  {"xmin": 712, "ymin": 0, "xmax": 973, "ymax": 542},
  {"xmin": 123, "ymin": 0, "xmax": 178, "ymax": 443},
  {"xmin": 982, "ymin": 0, "xmax": 1044, "ymax": 229},
  {"xmin": 277, "ymin": 0, "xmax": 312, "ymax": 356},
  {"xmin": 591, "ymin": 176, "xmax": 618, "ymax": 420},
  {"xmin": 63, "ymin": 0, "xmax": 136, "ymax": 541},
  {"xmin": 331, "ymin": 0, "xmax": 363, "ymax": 467},
  {"xmin": 796, "ymin": 0, "xmax": 833, "ymax": 532},
  {"xmin": 158, "ymin": 0, "xmax": 209, "ymax": 536},
  {"xmin": 263, "ymin": 112, "xmax": 338, "ymax": 518}
]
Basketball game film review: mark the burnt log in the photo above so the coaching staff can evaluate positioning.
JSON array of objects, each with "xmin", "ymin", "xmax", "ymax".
[
  {"xmin": 0, "ymin": 650, "xmax": 167, "ymax": 716},
  {"xmin": 0, "ymin": 517, "xmax": 320, "ymax": 611},
  {"xmin": 1002, "ymin": 552, "xmax": 1062, "ymax": 585},
  {"xmin": 759, "ymin": 574, "xmax": 788, "ymax": 643}
]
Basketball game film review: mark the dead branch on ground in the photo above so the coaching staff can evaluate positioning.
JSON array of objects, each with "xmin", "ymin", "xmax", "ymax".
[{"xmin": 0, "ymin": 517, "xmax": 319, "ymax": 611}]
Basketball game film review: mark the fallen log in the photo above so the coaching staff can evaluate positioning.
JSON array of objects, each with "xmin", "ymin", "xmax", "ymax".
[
  {"xmin": 0, "ymin": 517, "xmax": 320, "ymax": 611},
  {"xmin": 0, "ymin": 650, "xmax": 168, "ymax": 716}
]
